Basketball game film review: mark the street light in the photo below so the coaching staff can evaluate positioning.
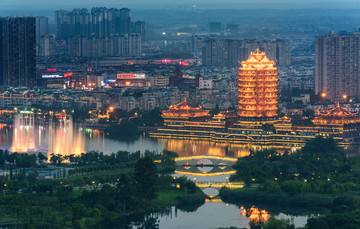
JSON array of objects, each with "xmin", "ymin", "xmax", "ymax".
[
  {"xmin": 343, "ymin": 94, "xmax": 347, "ymax": 100},
  {"xmin": 321, "ymin": 92, "xmax": 326, "ymax": 98}
]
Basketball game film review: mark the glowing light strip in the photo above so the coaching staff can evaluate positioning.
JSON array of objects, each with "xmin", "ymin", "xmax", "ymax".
[
  {"xmin": 175, "ymin": 155, "xmax": 238, "ymax": 162},
  {"xmin": 174, "ymin": 170, "xmax": 236, "ymax": 176}
]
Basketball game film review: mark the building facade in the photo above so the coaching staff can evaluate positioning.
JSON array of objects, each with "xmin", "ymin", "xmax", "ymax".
[
  {"xmin": 0, "ymin": 17, "xmax": 37, "ymax": 87},
  {"xmin": 315, "ymin": 32, "xmax": 360, "ymax": 100}
]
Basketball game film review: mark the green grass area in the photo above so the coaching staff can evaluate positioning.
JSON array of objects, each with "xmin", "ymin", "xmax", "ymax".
[{"xmin": 152, "ymin": 187, "xmax": 184, "ymax": 207}]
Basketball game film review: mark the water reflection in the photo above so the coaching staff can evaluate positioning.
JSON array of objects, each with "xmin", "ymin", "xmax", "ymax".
[
  {"xmin": 161, "ymin": 139, "xmax": 251, "ymax": 158},
  {"xmin": 3, "ymin": 118, "xmax": 256, "ymax": 159},
  {"xmin": 240, "ymin": 206, "xmax": 270, "ymax": 223}
]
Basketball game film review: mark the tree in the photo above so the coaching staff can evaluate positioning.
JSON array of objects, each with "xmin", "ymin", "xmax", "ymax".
[
  {"xmin": 37, "ymin": 152, "xmax": 47, "ymax": 164},
  {"xmin": 306, "ymin": 218, "xmax": 329, "ymax": 229},
  {"xmin": 264, "ymin": 217, "xmax": 294, "ymax": 229},
  {"xmin": 134, "ymin": 157, "xmax": 158, "ymax": 201},
  {"xmin": 50, "ymin": 154, "xmax": 64, "ymax": 165}
]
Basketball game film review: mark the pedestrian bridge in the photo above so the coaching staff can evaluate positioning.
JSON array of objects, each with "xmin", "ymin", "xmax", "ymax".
[
  {"xmin": 174, "ymin": 155, "xmax": 237, "ymax": 176},
  {"xmin": 196, "ymin": 182, "xmax": 244, "ymax": 198}
]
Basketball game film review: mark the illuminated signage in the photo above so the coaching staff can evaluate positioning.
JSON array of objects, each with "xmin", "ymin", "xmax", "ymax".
[
  {"xmin": 42, "ymin": 75, "xmax": 63, "ymax": 79},
  {"xmin": 47, "ymin": 68, "xmax": 56, "ymax": 72},
  {"xmin": 64, "ymin": 72, "xmax": 73, "ymax": 77},
  {"xmin": 117, "ymin": 73, "xmax": 146, "ymax": 79}
]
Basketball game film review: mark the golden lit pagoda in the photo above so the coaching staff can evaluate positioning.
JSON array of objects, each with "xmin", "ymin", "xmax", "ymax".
[{"xmin": 237, "ymin": 49, "xmax": 279, "ymax": 119}]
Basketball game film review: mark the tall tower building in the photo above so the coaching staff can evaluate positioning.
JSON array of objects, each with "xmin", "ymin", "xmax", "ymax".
[
  {"xmin": 276, "ymin": 39, "xmax": 291, "ymax": 66},
  {"xmin": 202, "ymin": 39, "xmax": 221, "ymax": 66},
  {"xmin": 120, "ymin": 8, "xmax": 131, "ymax": 35},
  {"xmin": 36, "ymin": 16, "xmax": 49, "ymax": 45},
  {"xmin": 315, "ymin": 32, "xmax": 360, "ymax": 100},
  {"xmin": 237, "ymin": 49, "xmax": 279, "ymax": 119},
  {"xmin": 0, "ymin": 17, "xmax": 37, "ymax": 87},
  {"xmin": 133, "ymin": 21, "xmax": 146, "ymax": 40}
]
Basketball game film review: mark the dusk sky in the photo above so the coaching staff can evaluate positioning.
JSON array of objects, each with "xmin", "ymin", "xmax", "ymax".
[{"xmin": 2, "ymin": 0, "xmax": 360, "ymax": 10}]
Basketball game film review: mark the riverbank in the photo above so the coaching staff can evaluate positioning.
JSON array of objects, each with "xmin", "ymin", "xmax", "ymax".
[{"xmin": 220, "ymin": 187, "xmax": 333, "ymax": 213}]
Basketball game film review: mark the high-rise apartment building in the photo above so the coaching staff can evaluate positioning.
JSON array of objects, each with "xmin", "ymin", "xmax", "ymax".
[
  {"xmin": 202, "ymin": 39, "xmax": 222, "ymax": 66},
  {"xmin": 55, "ymin": 7, "xmax": 138, "ymax": 39},
  {"xmin": 133, "ymin": 21, "xmax": 146, "ymax": 40},
  {"xmin": 201, "ymin": 38, "xmax": 290, "ymax": 67},
  {"xmin": 55, "ymin": 7, "xmax": 142, "ymax": 57},
  {"xmin": 315, "ymin": 32, "xmax": 360, "ymax": 100},
  {"xmin": 39, "ymin": 35, "xmax": 55, "ymax": 57},
  {"xmin": 0, "ymin": 17, "xmax": 37, "ymax": 87},
  {"xmin": 119, "ymin": 8, "xmax": 131, "ymax": 35},
  {"xmin": 36, "ymin": 16, "xmax": 49, "ymax": 45}
]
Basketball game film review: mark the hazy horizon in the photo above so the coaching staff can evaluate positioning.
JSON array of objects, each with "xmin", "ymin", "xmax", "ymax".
[{"xmin": 2, "ymin": 0, "xmax": 360, "ymax": 10}]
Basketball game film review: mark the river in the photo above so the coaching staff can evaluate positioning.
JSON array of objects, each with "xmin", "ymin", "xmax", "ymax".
[{"xmin": 0, "ymin": 123, "xmax": 316, "ymax": 228}]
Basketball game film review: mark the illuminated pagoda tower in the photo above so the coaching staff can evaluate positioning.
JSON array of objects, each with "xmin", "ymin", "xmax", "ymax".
[{"xmin": 237, "ymin": 49, "xmax": 279, "ymax": 121}]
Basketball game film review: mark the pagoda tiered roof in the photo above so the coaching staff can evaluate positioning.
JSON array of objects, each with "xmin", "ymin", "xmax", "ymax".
[
  {"xmin": 313, "ymin": 104, "xmax": 360, "ymax": 124},
  {"xmin": 240, "ymin": 49, "xmax": 276, "ymax": 69},
  {"xmin": 162, "ymin": 99, "xmax": 210, "ymax": 118}
]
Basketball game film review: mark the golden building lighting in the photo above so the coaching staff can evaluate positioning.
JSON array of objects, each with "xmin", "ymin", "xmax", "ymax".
[
  {"xmin": 237, "ymin": 49, "xmax": 278, "ymax": 119},
  {"xmin": 150, "ymin": 50, "xmax": 360, "ymax": 154},
  {"xmin": 240, "ymin": 206, "xmax": 270, "ymax": 223},
  {"xmin": 313, "ymin": 104, "xmax": 360, "ymax": 125},
  {"xmin": 161, "ymin": 98, "xmax": 210, "ymax": 119}
]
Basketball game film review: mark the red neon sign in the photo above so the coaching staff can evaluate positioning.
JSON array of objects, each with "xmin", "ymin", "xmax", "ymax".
[
  {"xmin": 64, "ymin": 72, "xmax": 73, "ymax": 77},
  {"xmin": 47, "ymin": 68, "xmax": 56, "ymax": 72},
  {"xmin": 179, "ymin": 61, "xmax": 189, "ymax": 66}
]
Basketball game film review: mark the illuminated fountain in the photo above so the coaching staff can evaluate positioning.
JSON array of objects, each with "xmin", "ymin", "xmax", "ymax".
[
  {"xmin": 47, "ymin": 115, "xmax": 85, "ymax": 156},
  {"xmin": 11, "ymin": 112, "xmax": 85, "ymax": 156},
  {"xmin": 11, "ymin": 111, "xmax": 36, "ymax": 152}
]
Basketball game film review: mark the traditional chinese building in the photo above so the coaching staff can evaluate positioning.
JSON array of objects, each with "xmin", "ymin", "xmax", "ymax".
[
  {"xmin": 313, "ymin": 104, "xmax": 360, "ymax": 125},
  {"xmin": 237, "ymin": 49, "xmax": 278, "ymax": 120},
  {"xmin": 161, "ymin": 99, "xmax": 210, "ymax": 121},
  {"xmin": 150, "ymin": 51, "xmax": 360, "ymax": 154}
]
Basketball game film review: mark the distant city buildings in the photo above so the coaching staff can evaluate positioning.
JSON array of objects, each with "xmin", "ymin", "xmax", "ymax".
[
  {"xmin": 55, "ymin": 7, "xmax": 144, "ymax": 57},
  {"xmin": 202, "ymin": 38, "xmax": 291, "ymax": 67},
  {"xmin": 315, "ymin": 32, "xmax": 360, "ymax": 101},
  {"xmin": 226, "ymin": 24, "xmax": 239, "ymax": 36},
  {"xmin": 36, "ymin": 16, "xmax": 50, "ymax": 55},
  {"xmin": 0, "ymin": 17, "xmax": 37, "ymax": 87},
  {"xmin": 209, "ymin": 22, "xmax": 221, "ymax": 33}
]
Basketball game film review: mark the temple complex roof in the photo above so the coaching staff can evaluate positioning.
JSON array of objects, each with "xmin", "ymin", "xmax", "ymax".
[
  {"xmin": 213, "ymin": 110, "xmax": 238, "ymax": 120},
  {"xmin": 162, "ymin": 99, "xmax": 210, "ymax": 118},
  {"xmin": 313, "ymin": 104, "xmax": 360, "ymax": 124}
]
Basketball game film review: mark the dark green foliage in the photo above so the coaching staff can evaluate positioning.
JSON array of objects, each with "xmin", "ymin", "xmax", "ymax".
[
  {"xmin": 264, "ymin": 217, "xmax": 294, "ymax": 229},
  {"xmin": 220, "ymin": 187, "xmax": 333, "ymax": 209},
  {"xmin": 231, "ymin": 137, "xmax": 353, "ymax": 194},
  {"xmin": 135, "ymin": 157, "xmax": 158, "ymax": 200}
]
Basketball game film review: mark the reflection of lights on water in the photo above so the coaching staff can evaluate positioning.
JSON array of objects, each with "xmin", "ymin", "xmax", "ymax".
[{"xmin": 240, "ymin": 206, "xmax": 270, "ymax": 223}]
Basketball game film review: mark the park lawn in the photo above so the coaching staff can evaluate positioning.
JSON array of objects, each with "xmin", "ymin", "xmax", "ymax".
[{"xmin": 153, "ymin": 187, "xmax": 185, "ymax": 207}]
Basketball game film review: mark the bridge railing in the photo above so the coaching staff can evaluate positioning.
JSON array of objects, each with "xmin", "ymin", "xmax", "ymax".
[
  {"xmin": 174, "ymin": 155, "xmax": 238, "ymax": 162},
  {"xmin": 195, "ymin": 181, "xmax": 244, "ymax": 189}
]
